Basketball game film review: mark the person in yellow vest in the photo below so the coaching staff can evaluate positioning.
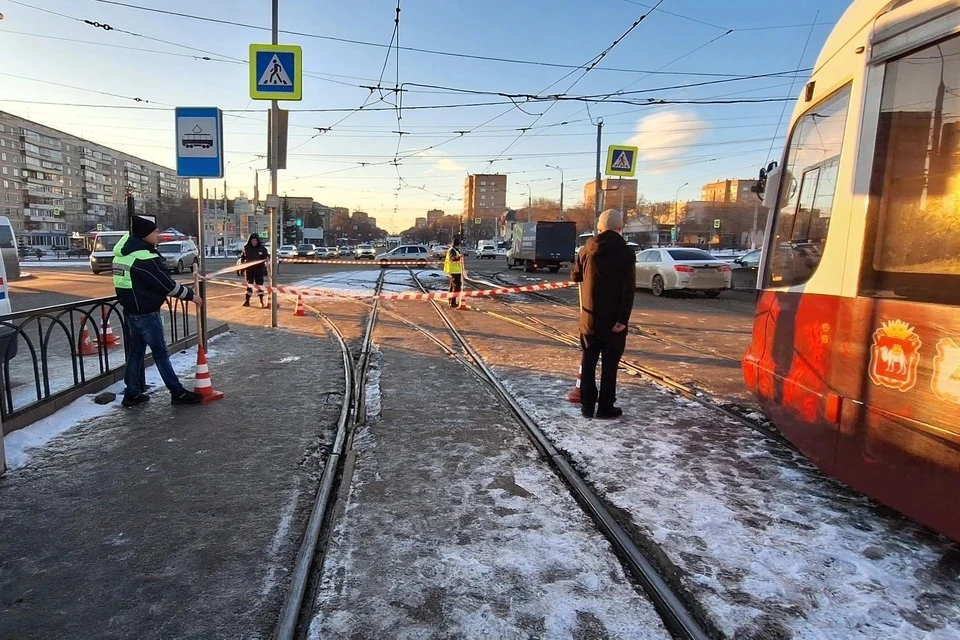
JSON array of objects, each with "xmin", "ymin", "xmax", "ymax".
[
  {"xmin": 113, "ymin": 216, "xmax": 205, "ymax": 408},
  {"xmin": 443, "ymin": 237, "xmax": 464, "ymax": 309}
]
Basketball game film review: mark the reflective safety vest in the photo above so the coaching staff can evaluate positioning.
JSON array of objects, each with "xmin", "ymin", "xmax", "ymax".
[
  {"xmin": 443, "ymin": 247, "xmax": 463, "ymax": 275},
  {"xmin": 112, "ymin": 234, "xmax": 156, "ymax": 290}
]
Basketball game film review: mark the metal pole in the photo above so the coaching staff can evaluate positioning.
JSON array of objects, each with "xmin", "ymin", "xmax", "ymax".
[
  {"xmin": 196, "ymin": 178, "xmax": 207, "ymax": 342},
  {"xmin": 593, "ymin": 119, "xmax": 603, "ymax": 232},
  {"xmin": 751, "ymin": 199, "xmax": 759, "ymax": 250},
  {"xmin": 269, "ymin": 0, "xmax": 279, "ymax": 327},
  {"xmin": 1, "ymin": 415, "xmax": 7, "ymax": 473},
  {"xmin": 673, "ymin": 181, "xmax": 688, "ymax": 245},
  {"xmin": 546, "ymin": 164, "xmax": 564, "ymax": 219}
]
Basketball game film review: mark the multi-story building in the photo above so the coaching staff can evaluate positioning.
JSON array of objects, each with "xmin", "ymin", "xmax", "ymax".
[
  {"xmin": 415, "ymin": 217, "xmax": 427, "ymax": 229},
  {"xmin": 427, "ymin": 208, "xmax": 444, "ymax": 225},
  {"xmin": 463, "ymin": 174, "xmax": 507, "ymax": 224},
  {"xmin": 701, "ymin": 178, "xmax": 759, "ymax": 204},
  {"xmin": 583, "ymin": 178, "xmax": 638, "ymax": 212},
  {"xmin": 0, "ymin": 110, "xmax": 189, "ymax": 247}
]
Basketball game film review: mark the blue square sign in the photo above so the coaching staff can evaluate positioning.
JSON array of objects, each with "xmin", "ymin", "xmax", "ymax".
[
  {"xmin": 175, "ymin": 107, "xmax": 224, "ymax": 178},
  {"xmin": 250, "ymin": 44, "xmax": 302, "ymax": 100}
]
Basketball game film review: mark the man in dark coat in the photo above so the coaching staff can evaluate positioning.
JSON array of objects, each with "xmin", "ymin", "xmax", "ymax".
[
  {"xmin": 113, "ymin": 216, "xmax": 204, "ymax": 407},
  {"xmin": 240, "ymin": 233, "xmax": 270, "ymax": 308},
  {"xmin": 571, "ymin": 209, "xmax": 636, "ymax": 419}
]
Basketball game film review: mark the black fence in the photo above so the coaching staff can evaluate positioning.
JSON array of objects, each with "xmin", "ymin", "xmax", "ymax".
[{"xmin": 0, "ymin": 297, "xmax": 197, "ymax": 434}]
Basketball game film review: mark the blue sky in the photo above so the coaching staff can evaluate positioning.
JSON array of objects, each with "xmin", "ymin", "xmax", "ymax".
[{"xmin": 0, "ymin": 0, "xmax": 849, "ymax": 232}]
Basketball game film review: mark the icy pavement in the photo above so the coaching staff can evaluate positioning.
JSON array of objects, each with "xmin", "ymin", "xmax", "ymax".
[
  {"xmin": 0, "ymin": 326, "xmax": 343, "ymax": 638},
  {"xmin": 496, "ymin": 371, "xmax": 960, "ymax": 639},
  {"xmin": 3, "ymin": 343, "xmax": 209, "ymax": 469},
  {"xmin": 309, "ymin": 316, "xmax": 670, "ymax": 639}
]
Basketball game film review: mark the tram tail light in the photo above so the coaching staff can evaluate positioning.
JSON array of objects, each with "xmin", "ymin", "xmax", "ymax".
[{"xmin": 674, "ymin": 265, "xmax": 695, "ymax": 273}]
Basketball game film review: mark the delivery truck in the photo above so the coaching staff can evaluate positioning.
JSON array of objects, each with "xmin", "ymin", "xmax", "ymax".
[{"xmin": 506, "ymin": 221, "xmax": 577, "ymax": 273}]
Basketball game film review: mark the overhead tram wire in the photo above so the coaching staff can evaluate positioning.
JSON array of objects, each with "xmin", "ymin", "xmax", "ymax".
[
  {"xmin": 482, "ymin": 1, "xmax": 668, "ymax": 172},
  {"xmin": 87, "ymin": 0, "xmax": 809, "ymax": 78}
]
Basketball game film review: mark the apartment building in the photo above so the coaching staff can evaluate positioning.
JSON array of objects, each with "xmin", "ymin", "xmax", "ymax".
[
  {"xmin": 463, "ymin": 174, "xmax": 507, "ymax": 223},
  {"xmin": 0, "ymin": 111, "xmax": 189, "ymax": 247},
  {"xmin": 701, "ymin": 178, "xmax": 759, "ymax": 204}
]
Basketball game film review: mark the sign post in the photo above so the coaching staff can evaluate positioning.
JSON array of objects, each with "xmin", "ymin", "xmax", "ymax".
[
  {"xmin": 175, "ymin": 106, "xmax": 224, "ymax": 345},
  {"xmin": 250, "ymin": 38, "xmax": 303, "ymax": 327}
]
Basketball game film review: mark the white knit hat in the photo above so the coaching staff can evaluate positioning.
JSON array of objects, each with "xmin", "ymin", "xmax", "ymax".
[{"xmin": 597, "ymin": 209, "xmax": 623, "ymax": 232}]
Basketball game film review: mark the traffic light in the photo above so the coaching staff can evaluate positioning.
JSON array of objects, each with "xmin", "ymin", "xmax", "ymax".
[{"xmin": 295, "ymin": 218, "xmax": 303, "ymax": 227}]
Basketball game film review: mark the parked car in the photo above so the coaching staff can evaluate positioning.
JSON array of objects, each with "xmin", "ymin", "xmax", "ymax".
[
  {"xmin": 635, "ymin": 247, "xmax": 732, "ymax": 298},
  {"xmin": 66, "ymin": 247, "xmax": 92, "ymax": 258},
  {"xmin": 157, "ymin": 240, "xmax": 200, "ymax": 274},
  {"xmin": 431, "ymin": 245, "xmax": 450, "ymax": 260},
  {"xmin": 376, "ymin": 245, "xmax": 431, "ymax": 267},
  {"xmin": 355, "ymin": 244, "xmax": 377, "ymax": 260},
  {"xmin": 475, "ymin": 242, "xmax": 498, "ymax": 259},
  {"xmin": 277, "ymin": 245, "xmax": 297, "ymax": 261}
]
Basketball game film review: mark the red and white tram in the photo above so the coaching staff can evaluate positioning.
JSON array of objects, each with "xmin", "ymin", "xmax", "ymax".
[{"xmin": 744, "ymin": 0, "xmax": 960, "ymax": 542}]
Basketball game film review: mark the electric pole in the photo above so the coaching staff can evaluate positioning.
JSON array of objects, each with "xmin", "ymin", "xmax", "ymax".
[
  {"xmin": 593, "ymin": 120, "xmax": 603, "ymax": 232},
  {"xmin": 269, "ymin": 0, "xmax": 279, "ymax": 327}
]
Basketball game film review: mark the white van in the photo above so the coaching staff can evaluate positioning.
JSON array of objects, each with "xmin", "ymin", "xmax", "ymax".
[
  {"xmin": 0, "ymin": 244, "xmax": 17, "ymax": 361},
  {"xmin": 0, "ymin": 217, "xmax": 21, "ymax": 280},
  {"xmin": 89, "ymin": 231, "xmax": 127, "ymax": 275}
]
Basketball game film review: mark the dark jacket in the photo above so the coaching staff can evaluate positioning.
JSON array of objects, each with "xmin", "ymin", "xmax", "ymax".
[
  {"xmin": 240, "ymin": 236, "xmax": 269, "ymax": 278},
  {"xmin": 114, "ymin": 235, "xmax": 194, "ymax": 315},
  {"xmin": 571, "ymin": 231, "xmax": 636, "ymax": 337}
]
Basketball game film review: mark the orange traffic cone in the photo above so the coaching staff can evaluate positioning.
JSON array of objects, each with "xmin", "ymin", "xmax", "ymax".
[
  {"xmin": 566, "ymin": 365, "xmax": 582, "ymax": 403},
  {"xmin": 77, "ymin": 319, "xmax": 98, "ymax": 356},
  {"xmin": 293, "ymin": 294, "xmax": 307, "ymax": 316},
  {"xmin": 100, "ymin": 308, "xmax": 121, "ymax": 348},
  {"xmin": 192, "ymin": 346, "xmax": 225, "ymax": 402}
]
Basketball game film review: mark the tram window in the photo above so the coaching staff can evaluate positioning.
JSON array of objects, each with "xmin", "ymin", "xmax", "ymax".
[
  {"xmin": 764, "ymin": 86, "xmax": 851, "ymax": 288},
  {"xmin": 860, "ymin": 34, "xmax": 960, "ymax": 305}
]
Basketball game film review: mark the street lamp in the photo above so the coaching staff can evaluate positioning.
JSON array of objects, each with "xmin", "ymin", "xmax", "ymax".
[
  {"xmin": 518, "ymin": 183, "xmax": 533, "ymax": 221},
  {"xmin": 673, "ymin": 182, "xmax": 688, "ymax": 245},
  {"xmin": 546, "ymin": 165, "xmax": 564, "ymax": 219}
]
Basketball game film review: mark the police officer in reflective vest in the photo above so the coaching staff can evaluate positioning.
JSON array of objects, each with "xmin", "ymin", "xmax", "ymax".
[
  {"xmin": 443, "ymin": 237, "xmax": 464, "ymax": 309},
  {"xmin": 113, "ymin": 216, "xmax": 205, "ymax": 408}
]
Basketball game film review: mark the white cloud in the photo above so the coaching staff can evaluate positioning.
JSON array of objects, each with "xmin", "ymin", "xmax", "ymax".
[
  {"xmin": 418, "ymin": 150, "xmax": 465, "ymax": 173},
  {"xmin": 435, "ymin": 157, "xmax": 466, "ymax": 172},
  {"xmin": 629, "ymin": 110, "xmax": 709, "ymax": 162}
]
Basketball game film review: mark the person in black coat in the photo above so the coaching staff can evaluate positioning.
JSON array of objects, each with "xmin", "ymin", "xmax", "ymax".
[
  {"xmin": 240, "ymin": 233, "xmax": 270, "ymax": 308},
  {"xmin": 571, "ymin": 209, "xmax": 636, "ymax": 419}
]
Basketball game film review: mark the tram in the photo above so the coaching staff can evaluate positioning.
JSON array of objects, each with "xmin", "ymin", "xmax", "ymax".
[{"xmin": 743, "ymin": 0, "xmax": 960, "ymax": 542}]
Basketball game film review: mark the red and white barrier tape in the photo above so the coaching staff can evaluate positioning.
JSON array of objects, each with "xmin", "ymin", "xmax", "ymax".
[
  {"xmin": 277, "ymin": 257, "xmax": 443, "ymax": 266},
  {"xmin": 202, "ymin": 259, "xmax": 265, "ymax": 280},
  {"xmin": 207, "ymin": 276, "xmax": 575, "ymax": 301}
]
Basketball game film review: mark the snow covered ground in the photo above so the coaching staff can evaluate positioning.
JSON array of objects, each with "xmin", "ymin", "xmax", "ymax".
[
  {"xmin": 19, "ymin": 260, "xmax": 90, "ymax": 269},
  {"xmin": 497, "ymin": 371, "xmax": 960, "ymax": 640},
  {"xmin": 310, "ymin": 337, "xmax": 671, "ymax": 639},
  {"xmin": 3, "ymin": 341, "xmax": 220, "ymax": 471}
]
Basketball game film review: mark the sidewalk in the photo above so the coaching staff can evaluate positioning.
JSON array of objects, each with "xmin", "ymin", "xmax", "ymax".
[{"xmin": 0, "ymin": 322, "xmax": 342, "ymax": 639}]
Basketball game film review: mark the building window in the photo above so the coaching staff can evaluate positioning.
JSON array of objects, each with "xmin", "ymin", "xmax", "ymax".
[
  {"xmin": 859, "ymin": 33, "xmax": 960, "ymax": 305},
  {"xmin": 1, "ymin": 167, "xmax": 6, "ymax": 176},
  {"xmin": 763, "ymin": 85, "xmax": 851, "ymax": 288}
]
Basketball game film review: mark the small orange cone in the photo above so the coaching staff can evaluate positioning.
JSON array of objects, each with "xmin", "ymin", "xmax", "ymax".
[
  {"xmin": 77, "ymin": 319, "xmax": 98, "ymax": 356},
  {"xmin": 192, "ymin": 346, "xmax": 225, "ymax": 402},
  {"xmin": 566, "ymin": 365, "xmax": 582, "ymax": 403},
  {"xmin": 293, "ymin": 294, "xmax": 307, "ymax": 316},
  {"xmin": 100, "ymin": 308, "xmax": 121, "ymax": 349}
]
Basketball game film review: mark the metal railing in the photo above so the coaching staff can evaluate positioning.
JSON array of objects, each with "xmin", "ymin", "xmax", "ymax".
[{"xmin": 0, "ymin": 296, "xmax": 197, "ymax": 434}]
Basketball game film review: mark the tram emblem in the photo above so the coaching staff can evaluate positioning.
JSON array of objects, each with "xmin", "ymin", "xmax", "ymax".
[
  {"xmin": 932, "ymin": 338, "xmax": 960, "ymax": 404},
  {"xmin": 869, "ymin": 320, "xmax": 922, "ymax": 392}
]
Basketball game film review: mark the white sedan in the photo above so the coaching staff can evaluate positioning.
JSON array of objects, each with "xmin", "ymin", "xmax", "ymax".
[{"xmin": 635, "ymin": 247, "xmax": 732, "ymax": 298}]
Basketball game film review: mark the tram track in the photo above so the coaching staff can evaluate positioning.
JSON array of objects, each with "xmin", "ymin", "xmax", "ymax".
[
  {"xmin": 465, "ymin": 272, "xmax": 792, "ymax": 450},
  {"xmin": 408, "ymin": 268, "xmax": 713, "ymax": 640},
  {"xmin": 272, "ymin": 271, "xmax": 384, "ymax": 640}
]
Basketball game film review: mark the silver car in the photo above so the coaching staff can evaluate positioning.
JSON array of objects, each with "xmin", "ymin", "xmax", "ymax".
[
  {"xmin": 635, "ymin": 247, "xmax": 732, "ymax": 298},
  {"xmin": 376, "ymin": 244, "xmax": 430, "ymax": 267},
  {"xmin": 157, "ymin": 240, "xmax": 199, "ymax": 274}
]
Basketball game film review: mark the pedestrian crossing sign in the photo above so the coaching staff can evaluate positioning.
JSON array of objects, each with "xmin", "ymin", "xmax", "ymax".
[
  {"xmin": 605, "ymin": 144, "xmax": 638, "ymax": 177},
  {"xmin": 249, "ymin": 44, "xmax": 302, "ymax": 101}
]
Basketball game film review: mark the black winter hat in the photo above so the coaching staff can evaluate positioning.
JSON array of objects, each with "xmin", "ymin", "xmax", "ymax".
[{"xmin": 131, "ymin": 216, "xmax": 157, "ymax": 239}]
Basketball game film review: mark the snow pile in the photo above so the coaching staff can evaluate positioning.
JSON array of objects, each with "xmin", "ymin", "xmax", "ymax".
[{"xmin": 497, "ymin": 372, "xmax": 960, "ymax": 639}]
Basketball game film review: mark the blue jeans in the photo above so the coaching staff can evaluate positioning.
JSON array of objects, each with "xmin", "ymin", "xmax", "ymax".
[{"xmin": 123, "ymin": 311, "xmax": 184, "ymax": 398}]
